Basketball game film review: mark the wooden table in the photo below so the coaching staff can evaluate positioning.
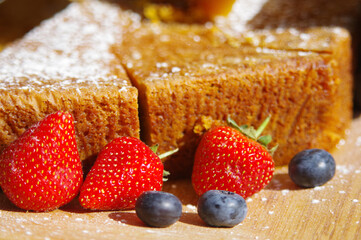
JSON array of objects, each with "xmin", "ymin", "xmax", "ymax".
[{"xmin": 0, "ymin": 116, "xmax": 360, "ymax": 240}]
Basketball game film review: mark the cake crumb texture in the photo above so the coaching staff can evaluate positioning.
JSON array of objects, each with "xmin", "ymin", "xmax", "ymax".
[
  {"xmin": 114, "ymin": 23, "xmax": 352, "ymax": 177},
  {"xmin": 0, "ymin": 0, "xmax": 357, "ymax": 177},
  {"xmin": 0, "ymin": 0, "xmax": 141, "ymax": 162}
]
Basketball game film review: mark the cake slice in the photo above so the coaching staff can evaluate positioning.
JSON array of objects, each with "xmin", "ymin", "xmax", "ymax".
[
  {"xmin": 231, "ymin": 27, "xmax": 353, "ymax": 134},
  {"xmin": 0, "ymin": 0, "xmax": 141, "ymax": 163},
  {"xmin": 0, "ymin": 0, "xmax": 354, "ymax": 179},
  {"xmin": 214, "ymin": 0, "xmax": 361, "ymax": 106},
  {"xmin": 113, "ymin": 23, "xmax": 352, "ymax": 177}
]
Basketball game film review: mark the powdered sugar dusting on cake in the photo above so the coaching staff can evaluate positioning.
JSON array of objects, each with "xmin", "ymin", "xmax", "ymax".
[
  {"xmin": 0, "ymin": 0, "xmax": 140, "ymax": 91},
  {"xmin": 238, "ymin": 27, "xmax": 349, "ymax": 52}
]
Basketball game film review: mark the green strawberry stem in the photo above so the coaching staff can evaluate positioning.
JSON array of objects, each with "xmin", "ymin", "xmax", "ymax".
[
  {"xmin": 227, "ymin": 115, "xmax": 278, "ymax": 155},
  {"xmin": 150, "ymin": 144, "xmax": 159, "ymax": 154},
  {"xmin": 163, "ymin": 170, "xmax": 170, "ymax": 182},
  {"xmin": 158, "ymin": 148, "xmax": 179, "ymax": 159},
  {"xmin": 269, "ymin": 144, "xmax": 278, "ymax": 156},
  {"xmin": 150, "ymin": 144, "xmax": 179, "ymax": 182},
  {"xmin": 255, "ymin": 116, "xmax": 271, "ymax": 139}
]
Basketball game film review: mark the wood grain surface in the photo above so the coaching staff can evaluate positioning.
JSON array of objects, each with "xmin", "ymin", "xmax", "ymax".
[{"xmin": 0, "ymin": 116, "xmax": 360, "ymax": 240}]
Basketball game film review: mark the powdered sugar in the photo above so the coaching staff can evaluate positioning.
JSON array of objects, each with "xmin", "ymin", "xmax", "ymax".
[
  {"xmin": 314, "ymin": 186, "xmax": 325, "ymax": 191},
  {"xmin": 281, "ymin": 189, "xmax": 290, "ymax": 196},
  {"xmin": 185, "ymin": 204, "xmax": 197, "ymax": 212},
  {"xmin": 0, "ymin": 0, "xmax": 140, "ymax": 91},
  {"xmin": 336, "ymin": 165, "xmax": 353, "ymax": 175}
]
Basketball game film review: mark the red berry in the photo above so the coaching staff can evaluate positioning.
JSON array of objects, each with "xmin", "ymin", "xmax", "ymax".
[
  {"xmin": 0, "ymin": 111, "xmax": 83, "ymax": 211},
  {"xmin": 192, "ymin": 117, "xmax": 275, "ymax": 199},
  {"xmin": 79, "ymin": 137, "xmax": 165, "ymax": 210}
]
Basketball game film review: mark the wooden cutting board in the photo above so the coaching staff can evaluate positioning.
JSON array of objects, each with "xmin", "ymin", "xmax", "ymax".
[{"xmin": 0, "ymin": 116, "xmax": 360, "ymax": 240}]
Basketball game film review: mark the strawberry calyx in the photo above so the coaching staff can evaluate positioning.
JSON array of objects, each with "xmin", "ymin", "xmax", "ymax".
[
  {"xmin": 150, "ymin": 144, "xmax": 179, "ymax": 181},
  {"xmin": 227, "ymin": 116, "xmax": 278, "ymax": 155}
]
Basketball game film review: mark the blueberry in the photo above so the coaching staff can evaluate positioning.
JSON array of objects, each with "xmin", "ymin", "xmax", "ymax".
[
  {"xmin": 197, "ymin": 190, "xmax": 247, "ymax": 227},
  {"xmin": 135, "ymin": 191, "xmax": 182, "ymax": 227},
  {"xmin": 289, "ymin": 149, "xmax": 336, "ymax": 188}
]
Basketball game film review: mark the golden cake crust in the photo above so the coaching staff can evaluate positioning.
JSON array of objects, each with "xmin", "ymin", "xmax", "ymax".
[
  {"xmin": 113, "ymin": 23, "xmax": 353, "ymax": 177},
  {"xmin": 0, "ymin": 0, "xmax": 356, "ymax": 178},
  {"xmin": 0, "ymin": 0, "xmax": 141, "ymax": 163}
]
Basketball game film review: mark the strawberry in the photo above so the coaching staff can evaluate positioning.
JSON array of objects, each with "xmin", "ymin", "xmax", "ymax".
[
  {"xmin": 79, "ymin": 137, "xmax": 177, "ymax": 210},
  {"xmin": 192, "ymin": 116, "xmax": 276, "ymax": 199},
  {"xmin": 0, "ymin": 111, "xmax": 83, "ymax": 211}
]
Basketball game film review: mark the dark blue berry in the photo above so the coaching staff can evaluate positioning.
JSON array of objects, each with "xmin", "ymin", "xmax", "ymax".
[
  {"xmin": 289, "ymin": 149, "xmax": 336, "ymax": 188},
  {"xmin": 197, "ymin": 190, "xmax": 247, "ymax": 227},
  {"xmin": 135, "ymin": 191, "xmax": 182, "ymax": 227}
]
